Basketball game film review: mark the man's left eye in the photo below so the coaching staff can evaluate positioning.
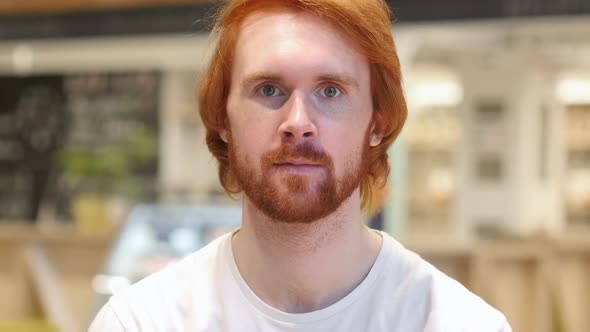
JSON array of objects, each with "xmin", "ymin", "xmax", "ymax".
[{"xmin": 318, "ymin": 86, "xmax": 341, "ymax": 98}]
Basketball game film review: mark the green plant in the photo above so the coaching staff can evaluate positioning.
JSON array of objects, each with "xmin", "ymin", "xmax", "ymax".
[{"xmin": 58, "ymin": 126, "xmax": 157, "ymax": 198}]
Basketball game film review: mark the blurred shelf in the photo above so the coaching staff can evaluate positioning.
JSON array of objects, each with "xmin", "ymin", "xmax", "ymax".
[
  {"xmin": 0, "ymin": 319, "xmax": 57, "ymax": 332},
  {"xmin": 0, "ymin": 222, "xmax": 114, "ymax": 246}
]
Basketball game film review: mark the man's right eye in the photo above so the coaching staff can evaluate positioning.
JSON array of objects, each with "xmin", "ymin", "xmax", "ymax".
[{"xmin": 258, "ymin": 84, "xmax": 282, "ymax": 97}]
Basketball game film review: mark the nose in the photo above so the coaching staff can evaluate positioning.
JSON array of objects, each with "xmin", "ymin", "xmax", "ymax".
[{"xmin": 278, "ymin": 93, "xmax": 317, "ymax": 142}]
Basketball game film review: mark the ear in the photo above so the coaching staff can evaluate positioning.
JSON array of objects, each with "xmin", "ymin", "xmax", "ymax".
[
  {"xmin": 369, "ymin": 116, "xmax": 383, "ymax": 147},
  {"xmin": 219, "ymin": 129, "xmax": 228, "ymax": 143},
  {"xmin": 369, "ymin": 128, "xmax": 383, "ymax": 147}
]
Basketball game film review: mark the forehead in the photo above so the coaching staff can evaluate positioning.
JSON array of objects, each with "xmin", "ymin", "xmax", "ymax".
[{"xmin": 232, "ymin": 10, "xmax": 369, "ymax": 81}]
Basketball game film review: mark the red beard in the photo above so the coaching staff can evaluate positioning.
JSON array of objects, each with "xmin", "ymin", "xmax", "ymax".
[{"xmin": 228, "ymin": 134, "xmax": 369, "ymax": 223}]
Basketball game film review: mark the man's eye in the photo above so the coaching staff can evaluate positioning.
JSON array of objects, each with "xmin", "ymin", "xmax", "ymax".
[
  {"xmin": 258, "ymin": 84, "xmax": 282, "ymax": 97},
  {"xmin": 318, "ymin": 86, "xmax": 341, "ymax": 98}
]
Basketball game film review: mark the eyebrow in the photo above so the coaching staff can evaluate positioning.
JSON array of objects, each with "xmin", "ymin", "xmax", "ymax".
[
  {"xmin": 240, "ymin": 72, "xmax": 360, "ymax": 89},
  {"xmin": 316, "ymin": 74, "xmax": 360, "ymax": 89},
  {"xmin": 241, "ymin": 72, "xmax": 283, "ymax": 89}
]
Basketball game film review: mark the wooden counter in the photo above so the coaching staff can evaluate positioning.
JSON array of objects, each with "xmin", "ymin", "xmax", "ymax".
[{"xmin": 0, "ymin": 223, "xmax": 113, "ymax": 332}]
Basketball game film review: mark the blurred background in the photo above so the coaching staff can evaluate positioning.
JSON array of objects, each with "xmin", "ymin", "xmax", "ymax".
[{"xmin": 0, "ymin": 1, "xmax": 589, "ymax": 331}]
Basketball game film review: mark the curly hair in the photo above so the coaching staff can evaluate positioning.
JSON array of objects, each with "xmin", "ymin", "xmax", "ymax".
[{"xmin": 198, "ymin": 0, "xmax": 407, "ymax": 209}]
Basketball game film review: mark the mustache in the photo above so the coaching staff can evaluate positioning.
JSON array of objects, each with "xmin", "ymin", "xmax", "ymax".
[{"xmin": 262, "ymin": 143, "xmax": 333, "ymax": 169}]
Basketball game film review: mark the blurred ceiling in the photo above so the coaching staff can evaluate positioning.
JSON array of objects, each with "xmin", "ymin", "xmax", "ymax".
[
  {"xmin": 0, "ymin": 0, "xmax": 213, "ymax": 15},
  {"xmin": 1, "ymin": 0, "xmax": 589, "ymax": 18},
  {"xmin": 0, "ymin": 0, "xmax": 588, "ymax": 41}
]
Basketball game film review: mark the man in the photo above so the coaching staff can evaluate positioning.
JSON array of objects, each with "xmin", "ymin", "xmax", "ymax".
[{"xmin": 90, "ymin": 0, "xmax": 512, "ymax": 331}]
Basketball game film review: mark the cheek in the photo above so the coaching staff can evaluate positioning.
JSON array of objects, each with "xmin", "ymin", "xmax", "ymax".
[
  {"xmin": 228, "ymin": 93, "xmax": 278, "ymax": 132},
  {"xmin": 229, "ymin": 117, "xmax": 274, "ymax": 162},
  {"xmin": 321, "ymin": 127, "xmax": 366, "ymax": 177},
  {"xmin": 232, "ymin": 127, "xmax": 261, "ymax": 157},
  {"xmin": 227, "ymin": 90, "xmax": 279, "ymax": 164}
]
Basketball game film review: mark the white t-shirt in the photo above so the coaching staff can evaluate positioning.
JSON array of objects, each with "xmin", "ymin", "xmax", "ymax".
[{"xmin": 89, "ymin": 230, "xmax": 511, "ymax": 332}]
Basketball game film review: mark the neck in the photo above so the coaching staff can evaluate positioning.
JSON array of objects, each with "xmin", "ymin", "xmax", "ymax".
[{"xmin": 232, "ymin": 189, "xmax": 382, "ymax": 313}]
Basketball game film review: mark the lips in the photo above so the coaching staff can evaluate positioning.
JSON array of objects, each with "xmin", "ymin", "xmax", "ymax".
[
  {"xmin": 261, "ymin": 143, "xmax": 333, "ymax": 174},
  {"xmin": 273, "ymin": 160, "xmax": 323, "ymax": 173},
  {"xmin": 275, "ymin": 160, "xmax": 321, "ymax": 167}
]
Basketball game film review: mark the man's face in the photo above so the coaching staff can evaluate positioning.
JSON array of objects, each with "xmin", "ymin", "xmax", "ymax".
[{"xmin": 224, "ymin": 10, "xmax": 380, "ymax": 223}]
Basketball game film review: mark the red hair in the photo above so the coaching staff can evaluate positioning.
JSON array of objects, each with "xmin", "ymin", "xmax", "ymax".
[{"xmin": 198, "ymin": 0, "xmax": 407, "ymax": 209}]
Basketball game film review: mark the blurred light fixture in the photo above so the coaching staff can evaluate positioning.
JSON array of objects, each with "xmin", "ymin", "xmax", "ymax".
[
  {"xmin": 92, "ymin": 274, "xmax": 131, "ymax": 295},
  {"xmin": 12, "ymin": 44, "xmax": 34, "ymax": 75},
  {"xmin": 407, "ymin": 64, "xmax": 463, "ymax": 109},
  {"xmin": 169, "ymin": 227, "xmax": 199, "ymax": 256},
  {"xmin": 428, "ymin": 168, "xmax": 453, "ymax": 206},
  {"xmin": 408, "ymin": 81, "xmax": 463, "ymax": 108},
  {"xmin": 567, "ymin": 171, "xmax": 590, "ymax": 208},
  {"xmin": 558, "ymin": 77, "xmax": 590, "ymax": 105}
]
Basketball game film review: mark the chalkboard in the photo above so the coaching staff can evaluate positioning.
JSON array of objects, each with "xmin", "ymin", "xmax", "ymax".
[
  {"xmin": 55, "ymin": 72, "xmax": 160, "ymax": 222},
  {"xmin": 0, "ymin": 72, "xmax": 160, "ymax": 222},
  {"xmin": 0, "ymin": 76, "xmax": 66, "ymax": 221}
]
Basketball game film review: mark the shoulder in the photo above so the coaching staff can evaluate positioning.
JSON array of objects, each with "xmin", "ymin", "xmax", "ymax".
[
  {"xmin": 89, "ymin": 232, "xmax": 231, "ymax": 331},
  {"xmin": 423, "ymin": 267, "xmax": 510, "ymax": 331},
  {"xmin": 378, "ymin": 233, "xmax": 511, "ymax": 332},
  {"xmin": 88, "ymin": 301, "xmax": 127, "ymax": 332}
]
